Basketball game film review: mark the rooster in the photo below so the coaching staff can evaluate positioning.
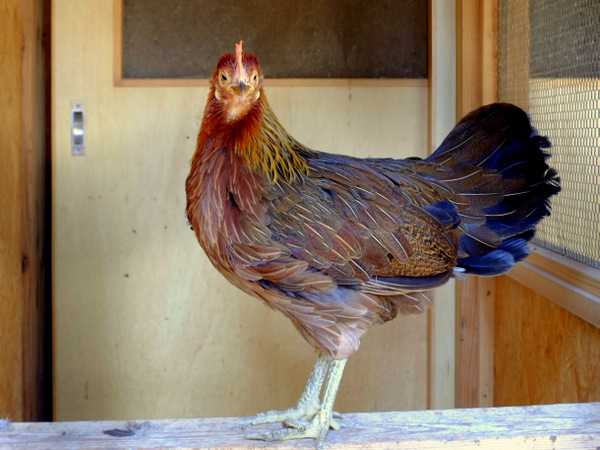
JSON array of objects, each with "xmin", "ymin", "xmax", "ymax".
[{"xmin": 185, "ymin": 42, "xmax": 560, "ymax": 446}]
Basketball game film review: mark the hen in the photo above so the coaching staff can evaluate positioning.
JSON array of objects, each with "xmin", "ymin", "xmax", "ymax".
[{"xmin": 185, "ymin": 42, "xmax": 560, "ymax": 446}]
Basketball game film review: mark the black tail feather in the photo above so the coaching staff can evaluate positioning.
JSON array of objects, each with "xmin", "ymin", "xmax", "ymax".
[{"xmin": 428, "ymin": 103, "xmax": 560, "ymax": 276}]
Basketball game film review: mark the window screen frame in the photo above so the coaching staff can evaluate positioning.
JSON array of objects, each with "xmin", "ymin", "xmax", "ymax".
[
  {"xmin": 454, "ymin": 0, "xmax": 600, "ymax": 410},
  {"xmin": 495, "ymin": 1, "xmax": 600, "ymax": 328},
  {"xmin": 459, "ymin": 0, "xmax": 600, "ymax": 331},
  {"xmin": 112, "ymin": 0, "xmax": 428, "ymax": 88}
]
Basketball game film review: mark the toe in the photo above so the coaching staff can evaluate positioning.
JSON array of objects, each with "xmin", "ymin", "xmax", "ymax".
[
  {"xmin": 329, "ymin": 417, "xmax": 341, "ymax": 431},
  {"xmin": 283, "ymin": 418, "xmax": 306, "ymax": 429}
]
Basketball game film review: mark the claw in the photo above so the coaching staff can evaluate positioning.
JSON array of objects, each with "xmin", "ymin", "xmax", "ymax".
[
  {"xmin": 245, "ymin": 431, "xmax": 267, "ymax": 440},
  {"xmin": 329, "ymin": 417, "xmax": 341, "ymax": 431},
  {"xmin": 254, "ymin": 415, "xmax": 323, "ymax": 441},
  {"xmin": 239, "ymin": 416, "xmax": 256, "ymax": 430},
  {"xmin": 243, "ymin": 356, "xmax": 347, "ymax": 447},
  {"xmin": 244, "ymin": 400, "xmax": 342, "ymax": 448}
]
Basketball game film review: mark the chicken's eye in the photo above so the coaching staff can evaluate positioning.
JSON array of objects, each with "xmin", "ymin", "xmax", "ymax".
[
  {"xmin": 220, "ymin": 72, "xmax": 228, "ymax": 83},
  {"xmin": 252, "ymin": 73, "xmax": 258, "ymax": 82}
]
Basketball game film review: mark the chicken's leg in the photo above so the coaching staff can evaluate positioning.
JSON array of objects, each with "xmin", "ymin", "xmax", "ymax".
[
  {"xmin": 248, "ymin": 357, "xmax": 348, "ymax": 447},
  {"xmin": 248, "ymin": 353, "xmax": 329, "ymax": 425}
]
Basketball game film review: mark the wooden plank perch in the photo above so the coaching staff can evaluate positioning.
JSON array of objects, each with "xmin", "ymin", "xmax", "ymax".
[{"xmin": 1, "ymin": 403, "xmax": 599, "ymax": 448}]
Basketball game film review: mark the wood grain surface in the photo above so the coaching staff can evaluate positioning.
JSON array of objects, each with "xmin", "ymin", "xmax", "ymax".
[
  {"xmin": 0, "ymin": 0, "xmax": 51, "ymax": 421},
  {"xmin": 495, "ymin": 276, "xmax": 600, "ymax": 406},
  {"xmin": 1, "ymin": 403, "xmax": 599, "ymax": 448}
]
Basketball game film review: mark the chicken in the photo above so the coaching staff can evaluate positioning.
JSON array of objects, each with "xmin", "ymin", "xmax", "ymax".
[{"xmin": 185, "ymin": 41, "xmax": 560, "ymax": 446}]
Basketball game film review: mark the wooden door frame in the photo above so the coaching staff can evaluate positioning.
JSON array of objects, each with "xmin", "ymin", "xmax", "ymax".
[
  {"xmin": 454, "ymin": 0, "xmax": 600, "ymax": 408},
  {"xmin": 454, "ymin": 0, "xmax": 499, "ymax": 409},
  {"xmin": 0, "ymin": 0, "xmax": 52, "ymax": 421}
]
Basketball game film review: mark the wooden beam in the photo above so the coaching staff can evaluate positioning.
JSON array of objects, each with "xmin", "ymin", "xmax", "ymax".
[
  {"xmin": 455, "ymin": 0, "xmax": 499, "ymax": 409},
  {"xmin": 0, "ymin": 0, "xmax": 51, "ymax": 421},
  {"xmin": 455, "ymin": 278, "xmax": 495, "ymax": 407},
  {"xmin": 427, "ymin": 0, "xmax": 457, "ymax": 411},
  {"xmin": 507, "ymin": 246, "xmax": 600, "ymax": 329},
  {"xmin": 428, "ymin": 0, "xmax": 457, "ymax": 155},
  {"xmin": 456, "ymin": 0, "xmax": 498, "ymax": 112},
  {"xmin": 0, "ymin": 0, "xmax": 25, "ymax": 420},
  {"xmin": 21, "ymin": 0, "xmax": 52, "ymax": 423},
  {"xmin": 1, "ymin": 403, "xmax": 599, "ymax": 448},
  {"xmin": 456, "ymin": 0, "xmax": 482, "ymax": 116},
  {"xmin": 481, "ymin": 0, "xmax": 499, "ymax": 105},
  {"xmin": 115, "ymin": 78, "xmax": 429, "ymax": 88}
]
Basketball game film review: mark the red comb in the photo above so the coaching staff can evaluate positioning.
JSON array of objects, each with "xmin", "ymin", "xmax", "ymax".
[{"xmin": 235, "ymin": 41, "xmax": 243, "ymax": 79}]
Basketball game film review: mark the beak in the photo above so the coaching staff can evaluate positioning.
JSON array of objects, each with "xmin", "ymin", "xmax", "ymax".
[{"xmin": 235, "ymin": 81, "xmax": 248, "ymax": 99}]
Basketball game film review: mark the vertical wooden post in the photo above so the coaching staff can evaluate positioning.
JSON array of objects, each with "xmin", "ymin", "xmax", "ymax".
[
  {"xmin": 0, "ymin": 0, "xmax": 25, "ymax": 420},
  {"xmin": 427, "ymin": 0, "xmax": 457, "ymax": 410},
  {"xmin": 454, "ymin": 0, "xmax": 498, "ymax": 408},
  {"xmin": 0, "ymin": 0, "xmax": 51, "ymax": 421}
]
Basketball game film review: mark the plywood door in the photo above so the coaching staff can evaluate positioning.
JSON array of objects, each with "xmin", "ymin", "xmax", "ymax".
[{"xmin": 53, "ymin": 0, "xmax": 433, "ymax": 421}]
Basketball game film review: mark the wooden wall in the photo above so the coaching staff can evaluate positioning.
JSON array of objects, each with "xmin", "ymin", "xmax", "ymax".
[
  {"xmin": 495, "ymin": 276, "xmax": 600, "ymax": 405},
  {"xmin": 0, "ymin": 0, "xmax": 51, "ymax": 421},
  {"xmin": 52, "ymin": 0, "xmax": 432, "ymax": 421}
]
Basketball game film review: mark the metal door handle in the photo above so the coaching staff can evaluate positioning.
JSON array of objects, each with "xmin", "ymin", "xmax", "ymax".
[{"xmin": 71, "ymin": 102, "xmax": 85, "ymax": 156}]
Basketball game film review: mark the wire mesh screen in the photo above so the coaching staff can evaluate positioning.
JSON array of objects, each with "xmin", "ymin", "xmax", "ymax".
[{"xmin": 498, "ymin": 0, "xmax": 600, "ymax": 268}]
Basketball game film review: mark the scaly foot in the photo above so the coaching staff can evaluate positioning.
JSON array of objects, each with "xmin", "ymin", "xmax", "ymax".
[
  {"xmin": 247, "ymin": 407, "xmax": 340, "ymax": 449},
  {"xmin": 244, "ymin": 354, "xmax": 330, "ymax": 427},
  {"xmin": 245, "ymin": 358, "xmax": 347, "ymax": 448},
  {"xmin": 284, "ymin": 414, "xmax": 341, "ymax": 431},
  {"xmin": 246, "ymin": 400, "xmax": 320, "ymax": 425}
]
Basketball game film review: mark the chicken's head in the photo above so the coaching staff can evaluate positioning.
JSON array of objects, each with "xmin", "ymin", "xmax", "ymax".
[{"xmin": 211, "ymin": 41, "xmax": 263, "ymax": 122}]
